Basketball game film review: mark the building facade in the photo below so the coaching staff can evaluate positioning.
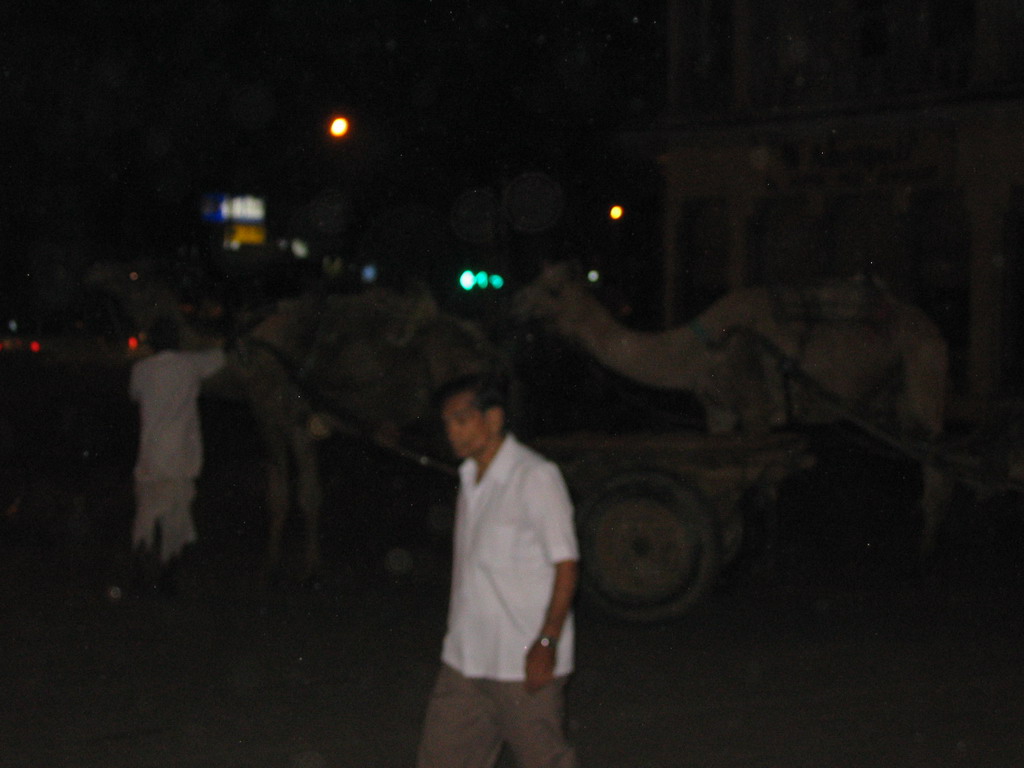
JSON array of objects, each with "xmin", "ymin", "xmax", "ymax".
[{"xmin": 645, "ymin": 0, "xmax": 1024, "ymax": 413}]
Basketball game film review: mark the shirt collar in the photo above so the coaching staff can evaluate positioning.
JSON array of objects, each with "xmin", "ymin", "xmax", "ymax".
[{"xmin": 460, "ymin": 433, "xmax": 520, "ymax": 486}]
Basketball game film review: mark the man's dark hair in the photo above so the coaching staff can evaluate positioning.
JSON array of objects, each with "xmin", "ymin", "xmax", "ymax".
[
  {"xmin": 432, "ymin": 371, "xmax": 509, "ymax": 413},
  {"xmin": 147, "ymin": 316, "xmax": 181, "ymax": 352}
]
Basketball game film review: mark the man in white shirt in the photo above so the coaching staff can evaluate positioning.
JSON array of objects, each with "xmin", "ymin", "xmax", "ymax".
[
  {"xmin": 130, "ymin": 316, "xmax": 225, "ymax": 593},
  {"xmin": 417, "ymin": 373, "xmax": 579, "ymax": 768}
]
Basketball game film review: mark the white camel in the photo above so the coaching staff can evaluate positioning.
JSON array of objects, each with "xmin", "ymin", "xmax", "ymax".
[
  {"xmin": 87, "ymin": 262, "xmax": 497, "ymax": 582},
  {"xmin": 516, "ymin": 262, "xmax": 952, "ymax": 561}
]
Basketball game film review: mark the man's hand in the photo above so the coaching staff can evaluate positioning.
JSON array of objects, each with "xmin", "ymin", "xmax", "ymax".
[
  {"xmin": 525, "ymin": 637, "xmax": 556, "ymax": 693},
  {"xmin": 525, "ymin": 560, "xmax": 577, "ymax": 693}
]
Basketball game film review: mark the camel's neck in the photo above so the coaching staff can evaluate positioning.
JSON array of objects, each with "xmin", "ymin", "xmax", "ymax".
[{"xmin": 558, "ymin": 289, "xmax": 707, "ymax": 390}]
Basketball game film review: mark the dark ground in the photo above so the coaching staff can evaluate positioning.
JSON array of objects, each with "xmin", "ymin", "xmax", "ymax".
[{"xmin": 2, "ymin": 356, "xmax": 1023, "ymax": 768}]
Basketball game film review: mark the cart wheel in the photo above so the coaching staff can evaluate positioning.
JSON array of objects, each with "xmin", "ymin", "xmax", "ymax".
[{"xmin": 578, "ymin": 471, "xmax": 721, "ymax": 622}]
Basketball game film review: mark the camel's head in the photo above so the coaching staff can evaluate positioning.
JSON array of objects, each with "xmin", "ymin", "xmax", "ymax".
[
  {"xmin": 86, "ymin": 260, "xmax": 181, "ymax": 303},
  {"xmin": 512, "ymin": 262, "xmax": 595, "ymax": 337},
  {"xmin": 84, "ymin": 261, "xmax": 182, "ymax": 331},
  {"xmin": 85, "ymin": 261, "xmax": 225, "ymax": 349}
]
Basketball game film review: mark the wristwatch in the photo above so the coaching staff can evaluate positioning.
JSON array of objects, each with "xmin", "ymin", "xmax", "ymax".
[{"xmin": 538, "ymin": 634, "xmax": 558, "ymax": 648}]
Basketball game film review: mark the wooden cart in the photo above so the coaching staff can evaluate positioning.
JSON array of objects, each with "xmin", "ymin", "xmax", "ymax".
[{"xmin": 531, "ymin": 430, "xmax": 815, "ymax": 622}]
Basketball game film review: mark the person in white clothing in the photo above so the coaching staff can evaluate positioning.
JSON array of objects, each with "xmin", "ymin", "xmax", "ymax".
[
  {"xmin": 129, "ymin": 316, "xmax": 225, "ymax": 593},
  {"xmin": 417, "ymin": 373, "xmax": 579, "ymax": 768}
]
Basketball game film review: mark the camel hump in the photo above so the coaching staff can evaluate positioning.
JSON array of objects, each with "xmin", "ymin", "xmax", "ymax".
[
  {"xmin": 767, "ymin": 275, "xmax": 892, "ymax": 326},
  {"xmin": 363, "ymin": 283, "xmax": 439, "ymax": 346}
]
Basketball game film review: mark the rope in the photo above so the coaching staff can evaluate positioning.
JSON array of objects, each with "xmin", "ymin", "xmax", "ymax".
[{"xmin": 234, "ymin": 333, "xmax": 459, "ymax": 479}]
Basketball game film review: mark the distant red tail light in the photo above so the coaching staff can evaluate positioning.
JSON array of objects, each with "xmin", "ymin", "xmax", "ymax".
[
  {"xmin": 29, "ymin": 340, "xmax": 41, "ymax": 353},
  {"xmin": 128, "ymin": 336, "xmax": 139, "ymax": 351}
]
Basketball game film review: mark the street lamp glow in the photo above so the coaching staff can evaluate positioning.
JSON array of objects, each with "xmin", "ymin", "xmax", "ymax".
[
  {"xmin": 329, "ymin": 116, "xmax": 350, "ymax": 137},
  {"xmin": 609, "ymin": 205, "xmax": 624, "ymax": 220}
]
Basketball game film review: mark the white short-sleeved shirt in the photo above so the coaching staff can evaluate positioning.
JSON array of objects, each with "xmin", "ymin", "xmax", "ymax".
[
  {"xmin": 441, "ymin": 434, "xmax": 579, "ymax": 681},
  {"xmin": 130, "ymin": 348, "xmax": 225, "ymax": 481}
]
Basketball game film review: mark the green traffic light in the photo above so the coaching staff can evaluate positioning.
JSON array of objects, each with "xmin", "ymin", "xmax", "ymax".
[{"xmin": 458, "ymin": 269, "xmax": 504, "ymax": 291}]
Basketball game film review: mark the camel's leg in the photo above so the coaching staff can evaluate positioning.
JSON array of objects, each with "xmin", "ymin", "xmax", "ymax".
[
  {"xmin": 256, "ymin": 410, "xmax": 293, "ymax": 580},
  {"xmin": 265, "ymin": 449, "xmax": 290, "ymax": 578},
  {"xmin": 919, "ymin": 463, "xmax": 953, "ymax": 571},
  {"xmin": 247, "ymin": 359, "xmax": 300, "ymax": 582},
  {"xmin": 900, "ymin": 326, "xmax": 952, "ymax": 571},
  {"xmin": 901, "ymin": 331, "xmax": 949, "ymax": 438},
  {"xmin": 290, "ymin": 427, "xmax": 323, "ymax": 582}
]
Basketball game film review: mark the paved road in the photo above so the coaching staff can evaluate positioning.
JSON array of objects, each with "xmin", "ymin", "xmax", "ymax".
[
  {"xmin": 2, "ymin": 364, "xmax": 1022, "ymax": 767},
  {"xmin": 3, "ymin": 444, "xmax": 1023, "ymax": 768}
]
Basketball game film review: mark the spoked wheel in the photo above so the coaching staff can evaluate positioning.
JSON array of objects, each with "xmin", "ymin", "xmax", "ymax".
[{"xmin": 578, "ymin": 471, "xmax": 721, "ymax": 622}]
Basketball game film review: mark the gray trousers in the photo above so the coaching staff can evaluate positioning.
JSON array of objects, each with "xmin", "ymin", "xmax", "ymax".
[{"xmin": 417, "ymin": 664, "xmax": 577, "ymax": 768}]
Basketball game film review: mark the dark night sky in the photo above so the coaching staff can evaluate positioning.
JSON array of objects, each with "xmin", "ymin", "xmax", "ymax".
[{"xmin": 2, "ymin": 0, "xmax": 667, "ymax": 315}]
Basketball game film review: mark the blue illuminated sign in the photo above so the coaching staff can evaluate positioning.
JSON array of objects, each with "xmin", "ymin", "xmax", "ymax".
[{"xmin": 201, "ymin": 193, "xmax": 265, "ymax": 223}]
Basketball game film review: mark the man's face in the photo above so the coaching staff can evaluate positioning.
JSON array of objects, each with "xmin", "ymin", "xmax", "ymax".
[{"xmin": 441, "ymin": 389, "xmax": 503, "ymax": 462}]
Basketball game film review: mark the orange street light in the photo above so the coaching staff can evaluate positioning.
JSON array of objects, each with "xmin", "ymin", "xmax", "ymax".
[
  {"xmin": 329, "ymin": 116, "xmax": 350, "ymax": 138},
  {"xmin": 609, "ymin": 205, "xmax": 624, "ymax": 220}
]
